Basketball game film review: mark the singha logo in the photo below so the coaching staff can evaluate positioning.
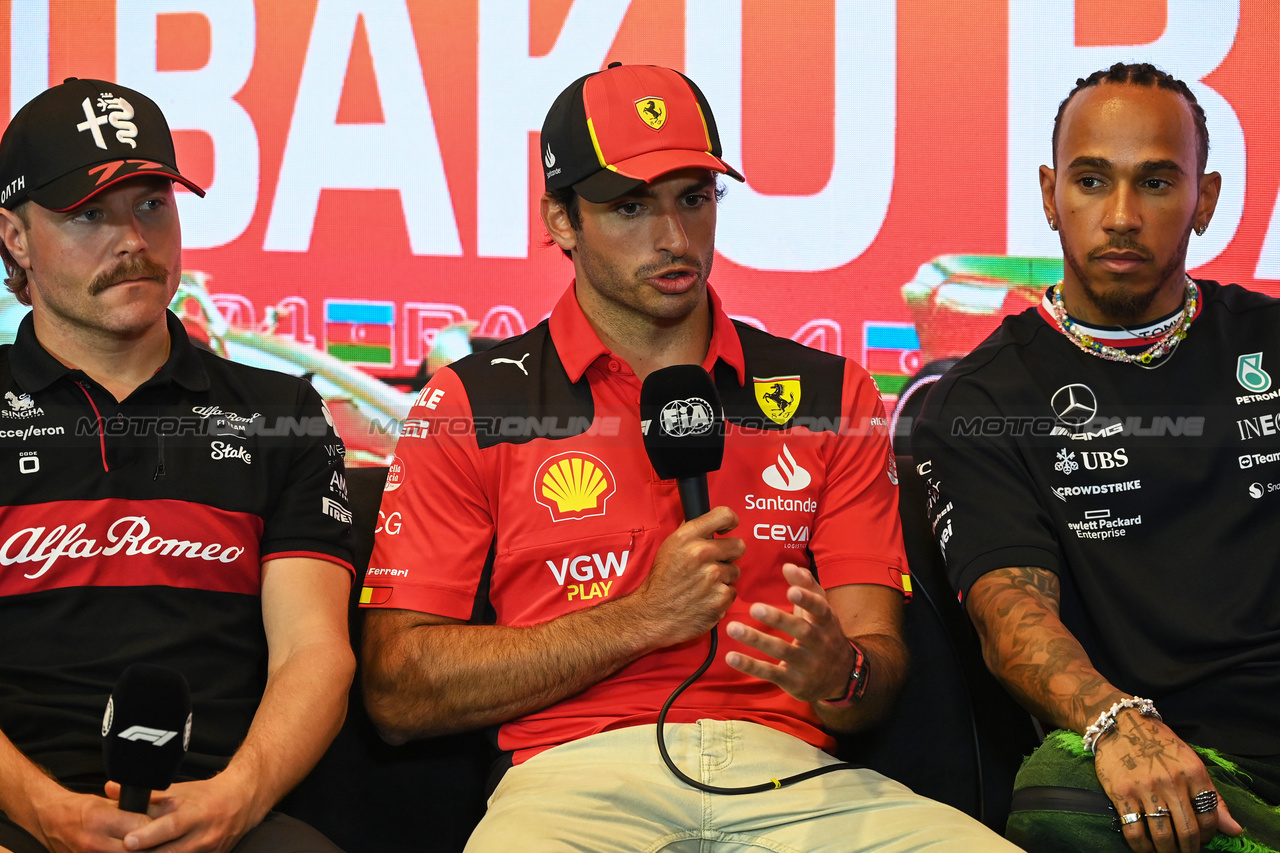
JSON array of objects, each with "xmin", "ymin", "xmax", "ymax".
[{"xmin": 5, "ymin": 391, "xmax": 34, "ymax": 411}]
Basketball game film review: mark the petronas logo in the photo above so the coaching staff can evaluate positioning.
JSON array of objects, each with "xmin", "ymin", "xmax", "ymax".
[
  {"xmin": 535, "ymin": 452, "xmax": 616, "ymax": 522},
  {"xmin": 1237, "ymin": 353, "xmax": 1272, "ymax": 393}
]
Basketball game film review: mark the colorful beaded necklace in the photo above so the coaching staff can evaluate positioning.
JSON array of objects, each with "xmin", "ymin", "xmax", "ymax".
[{"xmin": 1049, "ymin": 276, "xmax": 1198, "ymax": 366}]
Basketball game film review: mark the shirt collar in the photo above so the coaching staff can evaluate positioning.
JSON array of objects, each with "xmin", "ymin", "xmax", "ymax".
[
  {"xmin": 548, "ymin": 281, "xmax": 746, "ymax": 386},
  {"xmin": 10, "ymin": 310, "xmax": 210, "ymax": 393}
]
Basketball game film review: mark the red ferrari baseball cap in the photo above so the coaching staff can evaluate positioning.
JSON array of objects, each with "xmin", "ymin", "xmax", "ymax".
[
  {"xmin": 541, "ymin": 63, "xmax": 743, "ymax": 203},
  {"xmin": 0, "ymin": 77, "xmax": 205, "ymax": 211}
]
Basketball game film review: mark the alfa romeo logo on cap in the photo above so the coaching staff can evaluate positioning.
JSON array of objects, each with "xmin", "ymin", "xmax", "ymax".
[
  {"xmin": 76, "ymin": 94, "xmax": 138, "ymax": 150},
  {"xmin": 635, "ymin": 97, "xmax": 666, "ymax": 130},
  {"xmin": 1051, "ymin": 384, "xmax": 1098, "ymax": 428}
]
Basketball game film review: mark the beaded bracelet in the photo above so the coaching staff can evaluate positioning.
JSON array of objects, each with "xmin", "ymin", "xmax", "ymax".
[{"xmin": 1083, "ymin": 697, "xmax": 1161, "ymax": 754}]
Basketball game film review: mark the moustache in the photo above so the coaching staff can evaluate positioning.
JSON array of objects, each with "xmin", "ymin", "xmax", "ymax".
[
  {"xmin": 635, "ymin": 253, "xmax": 703, "ymax": 280},
  {"xmin": 88, "ymin": 258, "xmax": 172, "ymax": 296},
  {"xmin": 1088, "ymin": 240, "xmax": 1152, "ymax": 261}
]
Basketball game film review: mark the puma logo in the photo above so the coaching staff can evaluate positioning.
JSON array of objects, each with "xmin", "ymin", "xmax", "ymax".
[{"xmin": 490, "ymin": 353, "xmax": 532, "ymax": 376}]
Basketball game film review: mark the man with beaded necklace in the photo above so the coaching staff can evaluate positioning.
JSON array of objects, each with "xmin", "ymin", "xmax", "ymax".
[{"xmin": 913, "ymin": 63, "xmax": 1280, "ymax": 853}]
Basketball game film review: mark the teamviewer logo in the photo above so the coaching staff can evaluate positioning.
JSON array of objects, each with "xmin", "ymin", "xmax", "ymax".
[{"xmin": 1240, "ymin": 454, "xmax": 1254, "ymax": 469}]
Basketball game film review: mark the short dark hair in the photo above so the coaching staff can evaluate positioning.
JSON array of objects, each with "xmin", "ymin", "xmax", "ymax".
[
  {"xmin": 1052, "ymin": 62, "xmax": 1209, "ymax": 175},
  {"xmin": 543, "ymin": 180, "xmax": 729, "ymax": 260},
  {"xmin": 1, "ymin": 203, "xmax": 30, "ymax": 306}
]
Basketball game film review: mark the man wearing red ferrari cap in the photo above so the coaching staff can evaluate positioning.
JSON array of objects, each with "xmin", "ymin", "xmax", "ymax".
[
  {"xmin": 363, "ymin": 63, "xmax": 1014, "ymax": 851},
  {"xmin": 0, "ymin": 79, "xmax": 354, "ymax": 853}
]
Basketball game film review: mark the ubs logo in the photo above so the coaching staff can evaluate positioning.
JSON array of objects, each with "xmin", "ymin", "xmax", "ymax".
[{"xmin": 1051, "ymin": 384, "xmax": 1098, "ymax": 428}]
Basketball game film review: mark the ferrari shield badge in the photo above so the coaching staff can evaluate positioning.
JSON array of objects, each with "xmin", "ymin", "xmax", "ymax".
[
  {"xmin": 635, "ymin": 97, "xmax": 666, "ymax": 130},
  {"xmin": 754, "ymin": 376, "xmax": 801, "ymax": 425}
]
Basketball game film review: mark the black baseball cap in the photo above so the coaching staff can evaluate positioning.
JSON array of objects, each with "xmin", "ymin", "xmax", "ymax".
[
  {"xmin": 0, "ymin": 77, "xmax": 204, "ymax": 211},
  {"xmin": 541, "ymin": 63, "xmax": 743, "ymax": 203}
]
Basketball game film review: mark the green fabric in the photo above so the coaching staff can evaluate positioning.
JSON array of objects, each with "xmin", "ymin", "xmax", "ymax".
[{"xmin": 1006, "ymin": 731, "xmax": 1280, "ymax": 853}]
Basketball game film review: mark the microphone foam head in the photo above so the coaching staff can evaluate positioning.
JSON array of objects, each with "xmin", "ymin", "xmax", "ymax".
[
  {"xmin": 640, "ymin": 364, "xmax": 725, "ymax": 480},
  {"xmin": 102, "ymin": 663, "xmax": 191, "ymax": 790}
]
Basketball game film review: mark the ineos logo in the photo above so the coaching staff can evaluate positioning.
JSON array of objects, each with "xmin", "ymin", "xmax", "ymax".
[{"xmin": 1051, "ymin": 384, "xmax": 1098, "ymax": 427}]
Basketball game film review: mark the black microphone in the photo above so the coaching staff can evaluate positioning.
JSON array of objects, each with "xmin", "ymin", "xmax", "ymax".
[
  {"xmin": 640, "ymin": 364, "xmax": 726, "ymax": 520},
  {"xmin": 102, "ymin": 664, "xmax": 191, "ymax": 813}
]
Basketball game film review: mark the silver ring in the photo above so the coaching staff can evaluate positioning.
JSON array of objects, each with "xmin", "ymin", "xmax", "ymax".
[
  {"xmin": 1193, "ymin": 790, "xmax": 1218, "ymax": 814},
  {"xmin": 1121, "ymin": 812, "xmax": 1144, "ymax": 826},
  {"xmin": 1146, "ymin": 807, "xmax": 1171, "ymax": 819}
]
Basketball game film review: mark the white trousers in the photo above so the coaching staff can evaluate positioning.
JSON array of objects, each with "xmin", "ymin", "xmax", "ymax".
[{"xmin": 464, "ymin": 720, "xmax": 1021, "ymax": 852}]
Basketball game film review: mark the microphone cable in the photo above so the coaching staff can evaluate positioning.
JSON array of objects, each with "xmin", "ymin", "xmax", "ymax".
[{"xmin": 654, "ymin": 625, "xmax": 864, "ymax": 794}]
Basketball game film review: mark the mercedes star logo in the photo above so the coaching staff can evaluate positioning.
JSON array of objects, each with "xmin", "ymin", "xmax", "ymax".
[{"xmin": 1051, "ymin": 384, "xmax": 1098, "ymax": 428}]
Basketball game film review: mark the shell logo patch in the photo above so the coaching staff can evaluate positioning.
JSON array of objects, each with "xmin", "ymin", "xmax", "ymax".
[
  {"xmin": 754, "ymin": 376, "xmax": 801, "ymax": 425},
  {"xmin": 535, "ymin": 452, "xmax": 616, "ymax": 522},
  {"xmin": 635, "ymin": 97, "xmax": 666, "ymax": 130}
]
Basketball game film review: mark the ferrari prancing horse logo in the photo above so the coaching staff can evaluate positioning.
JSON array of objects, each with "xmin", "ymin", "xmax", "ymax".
[
  {"xmin": 635, "ymin": 97, "xmax": 666, "ymax": 130},
  {"xmin": 754, "ymin": 376, "xmax": 801, "ymax": 425}
]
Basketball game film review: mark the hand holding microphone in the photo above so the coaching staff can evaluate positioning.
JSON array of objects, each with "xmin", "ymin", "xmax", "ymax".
[
  {"xmin": 636, "ymin": 366, "xmax": 744, "ymax": 643},
  {"xmin": 102, "ymin": 663, "xmax": 191, "ymax": 814}
]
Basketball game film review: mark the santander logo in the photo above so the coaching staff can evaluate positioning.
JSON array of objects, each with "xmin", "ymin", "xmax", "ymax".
[
  {"xmin": 762, "ymin": 444, "xmax": 812, "ymax": 492},
  {"xmin": 1, "ymin": 515, "xmax": 246, "ymax": 580}
]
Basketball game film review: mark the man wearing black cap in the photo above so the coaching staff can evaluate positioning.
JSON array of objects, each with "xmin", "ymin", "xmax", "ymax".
[
  {"xmin": 0, "ymin": 79, "xmax": 354, "ymax": 852},
  {"xmin": 362, "ymin": 63, "xmax": 1015, "ymax": 851}
]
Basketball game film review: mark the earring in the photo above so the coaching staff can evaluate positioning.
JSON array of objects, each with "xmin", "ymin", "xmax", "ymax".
[
  {"xmin": 1048, "ymin": 217, "xmax": 1058, "ymax": 232},
  {"xmin": 1195, "ymin": 224, "xmax": 1206, "ymax": 236}
]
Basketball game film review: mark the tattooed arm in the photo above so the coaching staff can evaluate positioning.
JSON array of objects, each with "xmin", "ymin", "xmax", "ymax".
[{"xmin": 966, "ymin": 567, "xmax": 1239, "ymax": 853}]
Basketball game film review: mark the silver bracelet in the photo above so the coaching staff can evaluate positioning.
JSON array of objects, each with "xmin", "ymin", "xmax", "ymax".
[{"xmin": 1083, "ymin": 697, "xmax": 1161, "ymax": 754}]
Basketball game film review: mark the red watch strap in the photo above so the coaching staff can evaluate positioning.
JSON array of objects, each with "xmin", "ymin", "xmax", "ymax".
[{"xmin": 821, "ymin": 640, "xmax": 868, "ymax": 708}]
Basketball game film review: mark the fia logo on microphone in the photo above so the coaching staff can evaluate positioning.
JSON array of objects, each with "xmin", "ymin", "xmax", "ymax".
[{"xmin": 659, "ymin": 397, "xmax": 714, "ymax": 437}]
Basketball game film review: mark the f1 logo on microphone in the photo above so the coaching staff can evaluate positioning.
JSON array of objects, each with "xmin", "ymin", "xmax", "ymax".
[{"xmin": 117, "ymin": 725, "xmax": 179, "ymax": 746}]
